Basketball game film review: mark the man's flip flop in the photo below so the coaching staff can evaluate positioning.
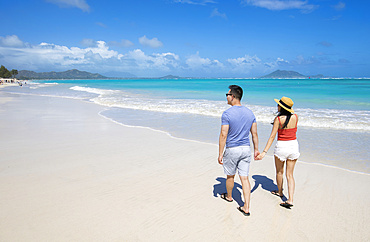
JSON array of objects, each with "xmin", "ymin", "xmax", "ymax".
[
  {"xmin": 271, "ymin": 190, "xmax": 283, "ymax": 197},
  {"xmin": 220, "ymin": 193, "xmax": 233, "ymax": 202},
  {"xmin": 280, "ymin": 202, "xmax": 293, "ymax": 209},
  {"xmin": 237, "ymin": 207, "xmax": 250, "ymax": 216}
]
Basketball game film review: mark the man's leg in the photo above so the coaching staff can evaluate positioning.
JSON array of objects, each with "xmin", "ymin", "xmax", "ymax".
[
  {"xmin": 239, "ymin": 175, "xmax": 251, "ymax": 213},
  {"xmin": 225, "ymin": 175, "xmax": 235, "ymax": 201}
]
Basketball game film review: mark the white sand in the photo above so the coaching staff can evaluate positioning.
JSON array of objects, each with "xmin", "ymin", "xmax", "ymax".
[
  {"xmin": 0, "ymin": 91, "xmax": 369, "ymax": 241},
  {"xmin": 0, "ymin": 83, "xmax": 18, "ymax": 89}
]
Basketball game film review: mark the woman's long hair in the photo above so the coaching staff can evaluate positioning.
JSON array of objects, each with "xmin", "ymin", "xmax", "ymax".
[{"xmin": 273, "ymin": 107, "xmax": 292, "ymax": 129}]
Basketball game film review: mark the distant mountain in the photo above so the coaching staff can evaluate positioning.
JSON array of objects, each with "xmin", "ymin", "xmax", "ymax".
[
  {"xmin": 261, "ymin": 70, "xmax": 307, "ymax": 79},
  {"xmin": 309, "ymin": 74, "xmax": 325, "ymax": 79},
  {"xmin": 159, "ymin": 75, "xmax": 181, "ymax": 79},
  {"xmin": 17, "ymin": 69, "xmax": 108, "ymax": 80},
  {"xmin": 260, "ymin": 70, "xmax": 326, "ymax": 79}
]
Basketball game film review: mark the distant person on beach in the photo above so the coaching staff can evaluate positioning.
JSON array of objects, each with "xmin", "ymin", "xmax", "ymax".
[
  {"xmin": 218, "ymin": 85, "xmax": 259, "ymax": 216},
  {"xmin": 257, "ymin": 97, "xmax": 300, "ymax": 209}
]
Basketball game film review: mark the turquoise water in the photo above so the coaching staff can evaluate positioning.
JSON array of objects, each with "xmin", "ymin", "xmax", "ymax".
[
  {"xmin": 33, "ymin": 78, "xmax": 370, "ymax": 110},
  {"xmin": 4, "ymin": 78, "xmax": 370, "ymax": 173}
]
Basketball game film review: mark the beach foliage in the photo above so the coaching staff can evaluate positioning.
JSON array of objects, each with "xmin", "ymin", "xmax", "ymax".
[
  {"xmin": 11, "ymin": 69, "xmax": 18, "ymax": 78},
  {"xmin": 0, "ymin": 65, "xmax": 12, "ymax": 78}
]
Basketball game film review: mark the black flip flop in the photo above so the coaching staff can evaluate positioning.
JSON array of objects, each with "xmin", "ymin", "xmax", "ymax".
[
  {"xmin": 220, "ymin": 193, "xmax": 233, "ymax": 202},
  {"xmin": 238, "ymin": 206, "xmax": 250, "ymax": 216},
  {"xmin": 271, "ymin": 190, "xmax": 283, "ymax": 197},
  {"xmin": 280, "ymin": 202, "xmax": 293, "ymax": 209}
]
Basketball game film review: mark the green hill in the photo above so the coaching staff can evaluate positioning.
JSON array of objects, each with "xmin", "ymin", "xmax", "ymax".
[
  {"xmin": 260, "ymin": 70, "xmax": 307, "ymax": 79},
  {"xmin": 17, "ymin": 69, "xmax": 108, "ymax": 80}
]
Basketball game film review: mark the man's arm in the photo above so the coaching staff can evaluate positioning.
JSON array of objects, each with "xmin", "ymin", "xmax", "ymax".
[
  {"xmin": 250, "ymin": 122, "xmax": 260, "ymax": 159},
  {"xmin": 218, "ymin": 125, "xmax": 229, "ymax": 164}
]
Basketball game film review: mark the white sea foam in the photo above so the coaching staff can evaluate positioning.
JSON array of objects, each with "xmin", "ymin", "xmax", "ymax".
[
  {"xmin": 70, "ymin": 86, "xmax": 119, "ymax": 95},
  {"xmin": 29, "ymin": 82, "xmax": 59, "ymax": 89},
  {"xmin": 70, "ymin": 86, "xmax": 370, "ymax": 132}
]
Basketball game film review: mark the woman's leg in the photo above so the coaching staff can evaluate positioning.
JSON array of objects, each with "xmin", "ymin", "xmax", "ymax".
[
  {"xmin": 285, "ymin": 159, "xmax": 297, "ymax": 204},
  {"xmin": 274, "ymin": 156, "xmax": 285, "ymax": 196}
]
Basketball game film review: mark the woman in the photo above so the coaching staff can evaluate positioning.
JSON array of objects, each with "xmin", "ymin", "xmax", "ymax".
[{"xmin": 257, "ymin": 97, "xmax": 300, "ymax": 209}]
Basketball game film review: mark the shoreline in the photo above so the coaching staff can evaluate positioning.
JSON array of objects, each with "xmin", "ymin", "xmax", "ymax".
[
  {"xmin": 1, "ymin": 91, "xmax": 369, "ymax": 241},
  {"xmin": 0, "ymin": 83, "xmax": 19, "ymax": 88},
  {"xmin": 99, "ymin": 110, "xmax": 370, "ymax": 176},
  {"xmin": 2, "ymin": 85, "xmax": 370, "ymax": 174}
]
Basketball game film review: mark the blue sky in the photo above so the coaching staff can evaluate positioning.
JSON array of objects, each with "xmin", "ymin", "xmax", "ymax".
[{"xmin": 1, "ymin": 0, "xmax": 369, "ymax": 77}]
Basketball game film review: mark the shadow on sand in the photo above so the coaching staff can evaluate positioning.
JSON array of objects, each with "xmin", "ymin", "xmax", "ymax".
[
  {"xmin": 213, "ymin": 177, "xmax": 244, "ymax": 206},
  {"xmin": 251, "ymin": 175, "xmax": 287, "ymax": 201},
  {"xmin": 213, "ymin": 175, "xmax": 286, "ymax": 204}
]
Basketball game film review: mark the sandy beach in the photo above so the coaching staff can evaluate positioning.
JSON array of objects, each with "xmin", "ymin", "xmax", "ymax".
[{"xmin": 0, "ymin": 90, "xmax": 369, "ymax": 241}]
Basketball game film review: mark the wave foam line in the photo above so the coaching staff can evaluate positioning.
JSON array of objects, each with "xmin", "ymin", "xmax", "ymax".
[
  {"xmin": 98, "ymin": 109, "xmax": 370, "ymax": 176},
  {"xmin": 260, "ymin": 154, "xmax": 370, "ymax": 176},
  {"xmin": 2, "ymin": 90, "xmax": 86, "ymax": 100},
  {"xmin": 97, "ymin": 109, "xmax": 216, "ymax": 147},
  {"xmin": 71, "ymin": 85, "xmax": 370, "ymax": 132},
  {"xmin": 6, "ymin": 89, "xmax": 367, "ymax": 177}
]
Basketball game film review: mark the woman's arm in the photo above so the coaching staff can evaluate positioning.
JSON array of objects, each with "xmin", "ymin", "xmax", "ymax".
[{"xmin": 257, "ymin": 117, "xmax": 279, "ymax": 160}]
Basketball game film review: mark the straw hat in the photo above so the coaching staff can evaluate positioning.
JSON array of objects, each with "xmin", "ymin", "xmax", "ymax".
[{"xmin": 274, "ymin": 96, "xmax": 294, "ymax": 113}]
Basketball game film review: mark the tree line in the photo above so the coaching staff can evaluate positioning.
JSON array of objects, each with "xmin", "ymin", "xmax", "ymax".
[{"xmin": 0, "ymin": 65, "xmax": 18, "ymax": 78}]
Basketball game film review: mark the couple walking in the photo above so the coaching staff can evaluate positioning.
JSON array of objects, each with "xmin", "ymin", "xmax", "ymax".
[{"xmin": 218, "ymin": 85, "xmax": 300, "ymax": 216}]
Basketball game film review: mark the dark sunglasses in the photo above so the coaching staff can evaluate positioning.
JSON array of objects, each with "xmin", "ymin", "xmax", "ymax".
[{"xmin": 226, "ymin": 93, "xmax": 232, "ymax": 97}]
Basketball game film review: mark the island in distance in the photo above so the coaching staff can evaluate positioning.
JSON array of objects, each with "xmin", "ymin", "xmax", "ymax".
[
  {"xmin": 260, "ymin": 70, "xmax": 325, "ymax": 79},
  {"xmin": 15, "ymin": 69, "xmax": 325, "ymax": 80}
]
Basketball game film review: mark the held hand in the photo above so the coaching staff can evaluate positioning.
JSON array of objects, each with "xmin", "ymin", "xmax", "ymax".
[
  {"xmin": 256, "ymin": 152, "xmax": 266, "ymax": 160},
  {"xmin": 254, "ymin": 150, "xmax": 260, "ymax": 160},
  {"xmin": 218, "ymin": 155, "xmax": 223, "ymax": 165}
]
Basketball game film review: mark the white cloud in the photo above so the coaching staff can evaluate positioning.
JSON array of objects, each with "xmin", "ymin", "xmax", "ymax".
[
  {"xmin": 81, "ymin": 38, "xmax": 97, "ymax": 47},
  {"xmin": 186, "ymin": 52, "xmax": 223, "ymax": 69},
  {"xmin": 45, "ymin": 0, "xmax": 90, "ymax": 12},
  {"xmin": 0, "ymin": 35, "xmax": 25, "ymax": 47},
  {"xmin": 0, "ymin": 35, "xmax": 181, "ymax": 76},
  {"xmin": 139, "ymin": 35, "xmax": 163, "ymax": 48},
  {"xmin": 227, "ymin": 55, "xmax": 261, "ymax": 67},
  {"xmin": 108, "ymin": 39, "xmax": 135, "ymax": 48},
  {"xmin": 0, "ymin": 37, "xmax": 122, "ymax": 71},
  {"xmin": 241, "ymin": 0, "xmax": 318, "ymax": 12},
  {"xmin": 333, "ymin": 1, "xmax": 345, "ymax": 11},
  {"xmin": 174, "ymin": 0, "xmax": 216, "ymax": 5},
  {"xmin": 124, "ymin": 49, "xmax": 180, "ymax": 70},
  {"xmin": 226, "ymin": 55, "xmax": 290, "ymax": 74},
  {"xmin": 0, "ymin": 35, "xmax": 339, "ymax": 77},
  {"xmin": 263, "ymin": 57, "xmax": 289, "ymax": 69},
  {"xmin": 211, "ymin": 8, "xmax": 227, "ymax": 19}
]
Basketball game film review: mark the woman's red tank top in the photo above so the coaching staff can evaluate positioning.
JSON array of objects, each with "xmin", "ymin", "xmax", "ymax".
[{"xmin": 277, "ymin": 114, "xmax": 298, "ymax": 141}]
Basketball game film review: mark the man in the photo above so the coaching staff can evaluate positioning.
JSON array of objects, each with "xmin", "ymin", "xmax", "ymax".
[{"xmin": 218, "ymin": 85, "xmax": 259, "ymax": 216}]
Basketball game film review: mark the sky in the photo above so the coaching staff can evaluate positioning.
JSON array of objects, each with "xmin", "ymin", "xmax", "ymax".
[{"xmin": 1, "ymin": 0, "xmax": 369, "ymax": 78}]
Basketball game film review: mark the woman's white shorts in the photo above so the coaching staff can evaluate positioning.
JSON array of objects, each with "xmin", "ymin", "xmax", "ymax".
[{"xmin": 274, "ymin": 140, "xmax": 300, "ymax": 162}]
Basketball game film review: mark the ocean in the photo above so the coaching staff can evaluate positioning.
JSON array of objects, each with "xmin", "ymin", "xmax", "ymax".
[{"xmin": 4, "ymin": 78, "xmax": 370, "ymax": 174}]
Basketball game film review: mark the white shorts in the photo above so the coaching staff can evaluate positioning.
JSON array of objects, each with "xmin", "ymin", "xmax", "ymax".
[
  {"xmin": 223, "ymin": 146, "xmax": 251, "ymax": 177},
  {"xmin": 274, "ymin": 140, "xmax": 300, "ymax": 162}
]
